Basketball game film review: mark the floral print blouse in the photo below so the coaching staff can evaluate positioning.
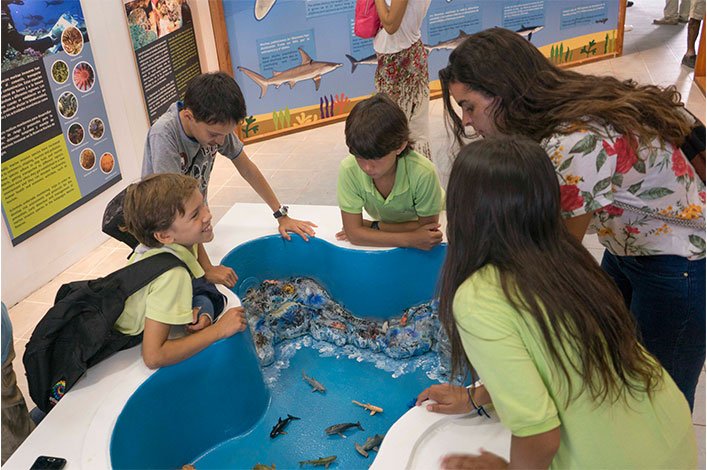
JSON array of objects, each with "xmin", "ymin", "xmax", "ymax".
[{"xmin": 542, "ymin": 124, "xmax": 705, "ymax": 260}]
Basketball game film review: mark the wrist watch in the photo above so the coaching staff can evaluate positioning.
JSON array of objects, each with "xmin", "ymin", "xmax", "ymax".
[{"xmin": 273, "ymin": 205, "xmax": 289, "ymax": 219}]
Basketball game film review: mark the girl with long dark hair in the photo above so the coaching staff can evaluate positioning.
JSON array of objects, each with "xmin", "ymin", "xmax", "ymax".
[
  {"xmin": 418, "ymin": 136, "xmax": 695, "ymax": 469},
  {"xmin": 437, "ymin": 27, "xmax": 705, "ymax": 410}
]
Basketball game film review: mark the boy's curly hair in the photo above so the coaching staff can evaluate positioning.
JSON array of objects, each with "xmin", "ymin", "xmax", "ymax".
[{"xmin": 122, "ymin": 173, "xmax": 198, "ymax": 248}]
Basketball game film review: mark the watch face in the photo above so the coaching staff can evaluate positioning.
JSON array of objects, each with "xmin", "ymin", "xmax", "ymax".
[{"xmin": 274, "ymin": 206, "xmax": 288, "ymax": 218}]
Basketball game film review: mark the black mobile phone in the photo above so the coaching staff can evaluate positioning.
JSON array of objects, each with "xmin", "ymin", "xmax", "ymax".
[{"xmin": 30, "ymin": 456, "xmax": 67, "ymax": 470}]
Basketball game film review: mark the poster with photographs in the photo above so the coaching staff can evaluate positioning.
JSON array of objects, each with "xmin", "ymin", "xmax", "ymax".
[
  {"xmin": 124, "ymin": 0, "xmax": 201, "ymax": 123},
  {"xmin": 1, "ymin": 0, "xmax": 121, "ymax": 246}
]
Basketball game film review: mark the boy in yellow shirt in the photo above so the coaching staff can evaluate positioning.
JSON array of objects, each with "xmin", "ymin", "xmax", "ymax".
[{"xmin": 115, "ymin": 173, "xmax": 246, "ymax": 369}]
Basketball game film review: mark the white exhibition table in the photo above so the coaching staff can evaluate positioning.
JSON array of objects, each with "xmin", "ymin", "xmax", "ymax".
[{"xmin": 5, "ymin": 204, "xmax": 509, "ymax": 469}]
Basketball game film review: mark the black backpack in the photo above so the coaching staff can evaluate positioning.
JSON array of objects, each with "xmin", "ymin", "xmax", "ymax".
[{"xmin": 23, "ymin": 253, "xmax": 187, "ymax": 413}]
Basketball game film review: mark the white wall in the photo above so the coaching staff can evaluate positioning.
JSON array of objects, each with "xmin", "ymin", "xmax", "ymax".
[{"xmin": 1, "ymin": 0, "xmax": 219, "ymax": 306}]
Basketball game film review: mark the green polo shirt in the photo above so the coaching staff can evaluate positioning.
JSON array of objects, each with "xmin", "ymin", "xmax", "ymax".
[
  {"xmin": 454, "ymin": 265, "xmax": 696, "ymax": 469},
  {"xmin": 113, "ymin": 243, "xmax": 205, "ymax": 335},
  {"xmin": 337, "ymin": 150, "xmax": 444, "ymax": 222}
]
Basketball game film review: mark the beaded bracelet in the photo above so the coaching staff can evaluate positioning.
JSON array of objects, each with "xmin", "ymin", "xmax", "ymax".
[{"xmin": 467, "ymin": 387, "xmax": 491, "ymax": 419}]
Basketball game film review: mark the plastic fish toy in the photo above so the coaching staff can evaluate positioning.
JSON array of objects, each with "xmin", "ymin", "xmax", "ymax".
[
  {"xmin": 298, "ymin": 455, "xmax": 337, "ymax": 468},
  {"xmin": 270, "ymin": 414, "xmax": 300, "ymax": 438},
  {"xmin": 325, "ymin": 421, "xmax": 364, "ymax": 438},
  {"xmin": 252, "ymin": 464, "xmax": 275, "ymax": 470},
  {"xmin": 352, "ymin": 400, "xmax": 383, "ymax": 416},
  {"xmin": 355, "ymin": 433, "xmax": 385, "ymax": 458},
  {"xmin": 302, "ymin": 371, "xmax": 326, "ymax": 393}
]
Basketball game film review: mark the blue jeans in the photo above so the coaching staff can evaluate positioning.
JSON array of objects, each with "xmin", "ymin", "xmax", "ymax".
[
  {"xmin": 601, "ymin": 251, "xmax": 705, "ymax": 410},
  {"xmin": 192, "ymin": 295, "xmax": 215, "ymax": 323}
]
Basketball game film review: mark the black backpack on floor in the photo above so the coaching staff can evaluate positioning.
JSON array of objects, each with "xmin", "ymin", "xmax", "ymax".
[{"xmin": 23, "ymin": 253, "xmax": 187, "ymax": 413}]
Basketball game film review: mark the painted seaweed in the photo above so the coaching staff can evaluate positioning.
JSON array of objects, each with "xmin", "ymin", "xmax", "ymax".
[
  {"xmin": 320, "ymin": 95, "xmax": 334, "ymax": 119},
  {"xmin": 580, "ymin": 39, "xmax": 598, "ymax": 58},
  {"xmin": 272, "ymin": 107, "xmax": 291, "ymax": 130},
  {"xmin": 242, "ymin": 115, "xmax": 259, "ymax": 137}
]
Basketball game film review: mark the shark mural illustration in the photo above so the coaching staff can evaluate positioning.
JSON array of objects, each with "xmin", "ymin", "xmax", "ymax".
[
  {"xmin": 238, "ymin": 48, "xmax": 343, "ymax": 98},
  {"xmin": 515, "ymin": 24, "xmax": 544, "ymax": 42},
  {"xmin": 424, "ymin": 30, "xmax": 470, "ymax": 53},
  {"xmin": 345, "ymin": 53, "xmax": 377, "ymax": 73},
  {"xmin": 254, "ymin": 0, "xmax": 277, "ymax": 21}
]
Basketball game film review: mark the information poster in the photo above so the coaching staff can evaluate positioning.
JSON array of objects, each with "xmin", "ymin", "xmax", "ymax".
[
  {"xmin": 124, "ymin": 0, "xmax": 201, "ymax": 124},
  {"xmin": 221, "ymin": 0, "xmax": 621, "ymax": 141},
  {"xmin": 1, "ymin": 0, "xmax": 121, "ymax": 246}
]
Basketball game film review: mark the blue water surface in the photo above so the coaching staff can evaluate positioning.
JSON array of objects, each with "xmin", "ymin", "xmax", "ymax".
[{"xmin": 195, "ymin": 344, "xmax": 436, "ymax": 469}]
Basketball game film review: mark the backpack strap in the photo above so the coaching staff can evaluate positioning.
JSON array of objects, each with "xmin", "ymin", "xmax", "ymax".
[{"xmin": 100, "ymin": 252, "xmax": 189, "ymax": 298}]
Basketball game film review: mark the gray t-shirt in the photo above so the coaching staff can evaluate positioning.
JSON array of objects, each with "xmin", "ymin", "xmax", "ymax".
[{"xmin": 142, "ymin": 102, "xmax": 244, "ymax": 196}]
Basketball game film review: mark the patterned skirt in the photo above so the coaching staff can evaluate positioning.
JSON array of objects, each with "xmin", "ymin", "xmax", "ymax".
[{"xmin": 375, "ymin": 39, "xmax": 431, "ymax": 159}]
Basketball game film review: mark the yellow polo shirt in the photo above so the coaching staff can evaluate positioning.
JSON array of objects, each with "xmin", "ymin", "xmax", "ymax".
[{"xmin": 113, "ymin": 243, "xmax": 204, "ymax": 335}]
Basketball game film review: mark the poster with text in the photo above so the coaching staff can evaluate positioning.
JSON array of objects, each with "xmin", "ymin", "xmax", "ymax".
[
  {"xmin": 221, "ymin": 0, "xmax": 621, "ymax": 141},
  {"xmin": 1, "ymin": 0, "xmax": 121, "ymax": 246},
  {"xmin": 124, "ymin": 0, "xmax": 201, "ymax": 124}
]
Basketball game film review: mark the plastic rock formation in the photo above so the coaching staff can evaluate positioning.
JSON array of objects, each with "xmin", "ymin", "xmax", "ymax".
[{"xmin": 242, "ymin": 277, "xmax": 451, "ymax": 371}]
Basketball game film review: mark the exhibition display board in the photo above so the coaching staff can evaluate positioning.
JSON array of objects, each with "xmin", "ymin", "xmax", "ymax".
[
  {"xmin": 210, "ymin": 0, "xmax": 625, "ymax": 143},
  {"xmin": 124, "ymin": 0, "xmax": 202, "ymax": 124},
  {"xmin": 1, "ymin": 0, "xmax": 121, "ymax": 245}
]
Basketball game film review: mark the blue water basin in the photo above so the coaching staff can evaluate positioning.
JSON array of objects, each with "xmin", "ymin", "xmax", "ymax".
[{"xmin": 110, "ymin": 237, "xmax": 446, "ymax": 469}]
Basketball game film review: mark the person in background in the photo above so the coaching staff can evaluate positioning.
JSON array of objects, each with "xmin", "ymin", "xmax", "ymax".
[
  {"xmin": 1, "ymin": 303, "xmax": 35, "ymax": 464},
  {"xmin": 682, "ymin": 0, "xmax": 705, "ymax": 68},
  {"xmin": 373, "ymin": 0, "xmax": 432, "ymax": 159},
  {"xmin": 653, "ymin": 0, "xmax": 691, "ymax": 24},
  {"xmin": 143, "ymin": 72, "xmax": 317, "ymax": 289},
  {"xmin": 439, "ymin": 27, "xmax": 705, "ymax": 410},
  {"xmin": 336, "ymin": 94, "xmax": 444, "ymax": 250},
  {"xmin": 417, "ymin": 136, "xmax": 695, "ymax": 469}
]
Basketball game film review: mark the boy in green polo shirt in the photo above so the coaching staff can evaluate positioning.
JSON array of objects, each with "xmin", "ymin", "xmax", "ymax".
[
  {"xmin": 115, "ymin": 173, "xmax": 247, "ymax": 369},
  {"xmin": 336, "ymin": 94, "xmax": 444, "ymax": 250}
]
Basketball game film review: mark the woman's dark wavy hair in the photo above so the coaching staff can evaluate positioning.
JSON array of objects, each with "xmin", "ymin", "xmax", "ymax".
[
  {"xmin": 439, "ymin": 136, "xmax": 663, "ymax": 404},
  {"xmin": 439, "ymin": 28, "xmax": 692, "ymax": 148}
]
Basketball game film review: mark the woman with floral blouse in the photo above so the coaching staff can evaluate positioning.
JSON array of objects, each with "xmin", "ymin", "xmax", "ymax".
[{"xmin": 439, "ymin": 27, "xmax": 705, "ymax": 411}]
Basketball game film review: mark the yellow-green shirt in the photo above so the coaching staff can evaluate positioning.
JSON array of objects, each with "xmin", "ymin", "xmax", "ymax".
[
  {"xmin": 113, "ymin": 243, "xmax": 204, "ymax": 335},
  {"xmin": 454, "ymin": 265, "xmax": 696, "ymax": 469},
  {"xmin": 337, "ymin": 150, "xmax": 444, "ymax": 223}
]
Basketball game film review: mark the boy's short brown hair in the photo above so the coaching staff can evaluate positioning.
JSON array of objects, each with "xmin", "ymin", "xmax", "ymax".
[
  {"xmin": 123, "ymin": 173, "xmax": 199, "ymax": 248},
  {"xmin": 344, "ymin": 93, "xmax": 412, "ymax": 160}
]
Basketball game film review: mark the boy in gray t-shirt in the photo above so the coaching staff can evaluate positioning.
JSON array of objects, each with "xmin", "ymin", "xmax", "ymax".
[{"xmin": 143, "ymin": 72, "xmax": 317, "ymax": 287}]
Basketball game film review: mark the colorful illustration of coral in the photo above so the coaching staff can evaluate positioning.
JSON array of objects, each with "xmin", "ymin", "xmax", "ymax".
[
  {"xmin": 292, "ymin": 112, "xmax": 318, "ymax": 127},
  {"xmin": 333, "ymin": 93, "xmax": 350, "ymax": 116},
  {"xmin": 129, "ymin": 24, "xmax": 157, "ymax": 50}
]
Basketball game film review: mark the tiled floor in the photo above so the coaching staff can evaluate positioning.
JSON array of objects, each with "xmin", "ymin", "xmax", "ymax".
[{"xmin": 6, "ymin": 0, "xmax": 706, "ymax": 465}]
